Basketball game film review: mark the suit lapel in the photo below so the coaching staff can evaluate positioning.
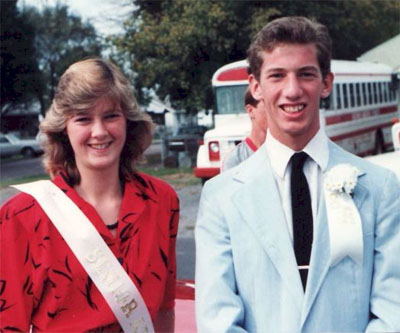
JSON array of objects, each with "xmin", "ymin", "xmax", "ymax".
[
  {"xmin": 300, "ymin": 142, "xmax": 368, "ymax": 327},
  {"xmin": 232, "ymin": 145, "xmax": 304, "ymax": 309}
]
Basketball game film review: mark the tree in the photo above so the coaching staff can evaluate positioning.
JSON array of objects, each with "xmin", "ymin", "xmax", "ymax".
[
  {"xmin": 89, "ymin": 1, "xmax": 400, "ymax": 113},
  {"xmin": 111, "ymin": 0, "xmax": 256, "ymax": 112},
  {"xmin": 0, "ymin": 0, "xmax": 41, "ymax": 115},
  {"xmin": 23, "ymin": 3, "xmax": 102, "ymax": 114}
]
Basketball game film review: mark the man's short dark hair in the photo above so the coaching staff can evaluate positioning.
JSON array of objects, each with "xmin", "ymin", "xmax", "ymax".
[
  {"xmin": 245, "ymin": 87, "xmax": 258, "ymax": 107},
  {"xmin": 247, "ymin": 16, "xmax": 332, "ymax": 80}
]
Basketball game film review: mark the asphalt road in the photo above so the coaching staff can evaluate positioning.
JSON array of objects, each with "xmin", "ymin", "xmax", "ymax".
[
  {"xmin": 0, "ymin": 156, "xmax": 46, "ymax": 180},
  {"xmin": 0, "ymin": 153, "xmax": 199, "ymax": 280}
]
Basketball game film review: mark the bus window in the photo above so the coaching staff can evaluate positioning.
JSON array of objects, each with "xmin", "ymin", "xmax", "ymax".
[
  {"xmin": 377, "ymin": 82, "xmax": 382, "ymax": 104},
  {"xmin": 373, "ymin": 82, "xmax": 378, "ymax": 104},
  {"xmin": 387, "ymin": 82, "xmax": 391, "ymax": 102},
  {"xmin": 361, "ymin": 83, "xmax": 367, "ymax": 106},
  {"xmin": 355, "ymin": 83, "xmax": 361, "ymax": 106},
  {"xmin": 368, "ymin": 82, "xmax": 373, "ymax": 104},
  {"xmin": 336, "ymin": 84, "xmax": 341, "ymax": 109},
  {"xmin": 349, "ymin": 83, "xmax": 355, "ymax": 107},
  {"xmin": 383, "ymin": 82, "xmax": 389, "ymax": 102},
  {"xmin": 215, "ymin": 85, "xmax": 247, "ymax": 114},
  {"xmin": 389, "ymin": 84, "xmax": 394, "ymax": 101},
  {"xmin": 343, "ymin": 84, "xmax": 348, "ymax": 108}
]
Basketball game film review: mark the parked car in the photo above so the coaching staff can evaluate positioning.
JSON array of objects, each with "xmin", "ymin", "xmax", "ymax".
[
  {"xmin": 0, "ymin": 133, "xmax": 43, "ymax": 158},
  {"xmin": 165, "ymin": 125, "xmax": 208, "ymax": 167},
  {"xmin": 167, "ymin": 125, "xmax": 208, "ymax": 153}
]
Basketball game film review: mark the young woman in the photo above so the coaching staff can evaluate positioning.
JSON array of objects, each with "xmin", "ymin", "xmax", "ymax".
[{"xmin": 0, "ymin": 58, "xmax": 179, "ymax": 332}]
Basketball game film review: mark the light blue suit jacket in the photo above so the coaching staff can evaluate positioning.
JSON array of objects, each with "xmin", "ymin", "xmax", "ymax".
[{"xmin": 195, "ymin": 140, "xmax": 400, "ymax": 332}]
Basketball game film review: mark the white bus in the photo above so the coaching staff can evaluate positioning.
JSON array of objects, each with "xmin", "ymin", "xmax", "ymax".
[{"xmin": 194, "ymin": 59, "xmax": 399, "ymax": 183}]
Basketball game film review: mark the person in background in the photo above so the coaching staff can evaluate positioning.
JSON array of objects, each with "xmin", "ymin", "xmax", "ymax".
[
  {"xmin": 195, "ymin": 16, "xmax": 400, "ymax": 332},
  {"xmin": 0, "ymin": 58, "xmax": 179, "ymax": 332},
  {"xmin": 221, "ymin": 87, "xmax": 267, "ymax": 171}
]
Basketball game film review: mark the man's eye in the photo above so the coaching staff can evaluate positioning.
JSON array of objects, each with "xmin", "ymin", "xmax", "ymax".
[
  {"xmin": 300, "ymin": 72, "xmax": 316, "ymax": 78},
  {"xmin": 269, "ymin": 73, "xmax": 283, "ymax": 79}
]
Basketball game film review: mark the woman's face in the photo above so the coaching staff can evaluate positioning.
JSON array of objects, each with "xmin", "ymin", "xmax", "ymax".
[{"xmin": 65, "ymin": 97, "xmax": 127, "ymax": 176}]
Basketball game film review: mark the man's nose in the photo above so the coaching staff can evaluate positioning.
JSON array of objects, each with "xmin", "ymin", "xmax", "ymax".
[{"xmin": 284, "ymin": 75, "xmax": 303, "ymax": 99}]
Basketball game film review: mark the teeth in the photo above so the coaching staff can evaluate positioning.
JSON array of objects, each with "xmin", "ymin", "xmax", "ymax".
[
  {"xmin": 90, "ymin": 143, "xmax": 111, "ymax": 150},
  {"xmin": 283, "ymin": 105, "xmax": 305, "ymax": 113}
]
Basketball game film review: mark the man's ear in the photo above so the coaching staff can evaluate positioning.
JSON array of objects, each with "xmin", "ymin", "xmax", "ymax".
[
  {"xmin": 249, "ymin": 74, "xmax": 262, "ymax": 101},
  {"xmin": 245, "ymin": 104, "xmax": 255, "ymax": 120},
  {"xmin": 321, "ymin": 72, "xmax": 334, "ymax": 98}
]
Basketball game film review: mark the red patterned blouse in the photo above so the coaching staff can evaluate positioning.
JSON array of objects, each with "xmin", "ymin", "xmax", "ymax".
[{"xmin": 0, "ymin": 172, "xmax": 179, "ymax": 332}]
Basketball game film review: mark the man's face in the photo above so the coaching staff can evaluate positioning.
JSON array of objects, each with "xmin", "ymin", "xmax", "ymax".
[
  {"xmin": 249, "ymin": 43, "xmax": 333, "ymax": 150},
  {"xmin": 246, "ymin": 100, "xmax": 267, "ymax": 137}
]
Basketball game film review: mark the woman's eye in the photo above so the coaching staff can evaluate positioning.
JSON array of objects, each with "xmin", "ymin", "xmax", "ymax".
[
  {"xmin": 75, "ymin": 117, "xmax": 90, "ymax": 122},
  {"xmin": 105, "ymin": 113, "xmax": 121, "ymax": 120}
]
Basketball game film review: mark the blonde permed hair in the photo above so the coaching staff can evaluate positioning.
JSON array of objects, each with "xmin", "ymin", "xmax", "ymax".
[{"xmin": 40, "ymin": 58, "xmax": 154, "ymax": 185}]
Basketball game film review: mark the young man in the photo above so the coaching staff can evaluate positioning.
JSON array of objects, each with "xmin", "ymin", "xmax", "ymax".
[
  {"xmin": 195, "ymin": 16, "xmax": 400, "ymax": 332},
  {"xmin": 221, "ymin": 88, "xmax": 267, "ymax": 171}
]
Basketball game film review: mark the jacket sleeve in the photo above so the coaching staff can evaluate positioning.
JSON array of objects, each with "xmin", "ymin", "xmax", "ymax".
[
  {"xmin": 366, "ymin": 171, "xmax": 400, "ymax": 332},
  {"xmin": 0, "ymin": 196, "xmax": 39, "ymax": 332},
  {"xmin": 195, "ymin": 183, "xmax": 247, "ymax": 332}
]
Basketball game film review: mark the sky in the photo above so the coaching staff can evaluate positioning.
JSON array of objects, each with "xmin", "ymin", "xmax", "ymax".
[{"xmin": 18, "ymin": 0, "xmax": 133, "ymax": 35}]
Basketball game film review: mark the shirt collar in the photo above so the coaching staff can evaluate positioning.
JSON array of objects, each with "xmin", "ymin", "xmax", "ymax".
[
  {"xmin": 302, "ymin": 127, "xmax": 329, "ymax": 172},
  {"xmin": 265, "ymin": 128, "xmax": 329, "ymax": 179}
]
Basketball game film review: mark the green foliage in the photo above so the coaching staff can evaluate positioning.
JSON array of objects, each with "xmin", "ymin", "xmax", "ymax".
[
  {"xmin": 0, "ymin": 0, "xmax": 41, "ymax": 115},
  {"xmin": 111, "ymin": 0, "xmax": 399, "ymax": 114},
  {"xmin": 111, "ymin": 0, "xmax": 253, "ymax": 112},
  {"xmin": 23, "ymin": 4, "xmax": 102, "ymax": 114}
]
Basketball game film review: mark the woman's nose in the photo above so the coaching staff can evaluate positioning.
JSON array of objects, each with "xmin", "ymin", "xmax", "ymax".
[{"xmin": 91, "ymin": 119, "xmax": 108, "ymax": 138}]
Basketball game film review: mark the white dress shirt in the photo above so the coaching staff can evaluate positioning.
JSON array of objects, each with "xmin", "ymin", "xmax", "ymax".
[{"xmin": 265, "ymin": 128, "xmax": 329, "ymax": 241}]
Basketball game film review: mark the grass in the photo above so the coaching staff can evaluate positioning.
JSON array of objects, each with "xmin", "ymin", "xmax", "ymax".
[
  {"xmin": 0, "ymin": 167, "xmax": 199, "ymax": 189},
  {"xmin": 0, "ymin": 174, "xmax": 49, "ymax": 189},
  {"xmin": 138, "ymin": 166, "xmax": 200, "ymax": 189}
]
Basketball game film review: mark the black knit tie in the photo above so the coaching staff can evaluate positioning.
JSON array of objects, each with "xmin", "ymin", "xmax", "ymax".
[{"xmin": 290, "ymin": 152, "xmax": 313, "ymax": 291}]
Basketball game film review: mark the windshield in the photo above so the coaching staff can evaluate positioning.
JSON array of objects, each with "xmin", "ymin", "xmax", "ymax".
[{"xmin": 215, "ymin": 85, "xmax": 247, "ymax": 114}]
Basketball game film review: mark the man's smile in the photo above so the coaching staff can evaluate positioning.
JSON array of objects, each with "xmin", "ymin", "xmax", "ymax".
[{"xmin": 280, "ymin": 104, "xmax": 306, "ymax": 113}]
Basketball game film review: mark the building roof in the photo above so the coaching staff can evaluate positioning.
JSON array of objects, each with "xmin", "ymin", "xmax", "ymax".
[{"xmin": 357, "ymin": 34, "xmax": 400, "ymax": 72}]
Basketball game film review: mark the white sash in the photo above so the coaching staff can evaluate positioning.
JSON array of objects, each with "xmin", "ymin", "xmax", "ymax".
[{"xmin": 12, "ymin": 180, "xmax": 154, "ymax": 333}]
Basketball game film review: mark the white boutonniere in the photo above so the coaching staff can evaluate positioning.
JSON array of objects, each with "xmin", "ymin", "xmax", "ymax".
[
  {"xmin": 324, "ymin": 164, "xmax": 359, "ymax": 196},
  {"xmin": 324, "ymin": 164, "xmax": 363, "ymax": 267}
]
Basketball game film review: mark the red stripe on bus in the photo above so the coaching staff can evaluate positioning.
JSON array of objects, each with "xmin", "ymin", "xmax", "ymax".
[
  {"xmin": 379, "ymin": 106, "xmax": 397, "ymax": 114},
  {"xmin": 326, "ymin": 106, "xmax": 398, "ymax": 125},
  {"xmin": 330, "ymin": 122, "xmax": 393, "ymax": 141},
  {"xmin": 326, "ymin": 114, "xmax": 353, "ymax": 125},
  {"xmin": 217, "ymin": 67, "xmax": 249, "ymax": 81}
]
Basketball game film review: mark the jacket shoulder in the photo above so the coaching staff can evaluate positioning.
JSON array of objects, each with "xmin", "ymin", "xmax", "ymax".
[
  {"xmin": 0, "ymin": 190, "xmax": 42, "ymax": 228},
  {"xmin": 328, "ymin": 141, "xmax": 399, "ymax": 185},
  {"xmin": 131, "ymin": 171, "xmax": 178, "ymax": 199}
]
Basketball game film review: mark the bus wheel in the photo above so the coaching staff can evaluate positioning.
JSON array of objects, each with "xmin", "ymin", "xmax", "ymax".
[{"xmin": 374, "ymin": 131, "xmax": 385, "ymax": 155}]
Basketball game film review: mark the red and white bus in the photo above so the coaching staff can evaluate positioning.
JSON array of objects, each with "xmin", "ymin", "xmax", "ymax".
[{"xmin": 194, "ymin": 59, "xmax": 399, "ymax": 183}]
